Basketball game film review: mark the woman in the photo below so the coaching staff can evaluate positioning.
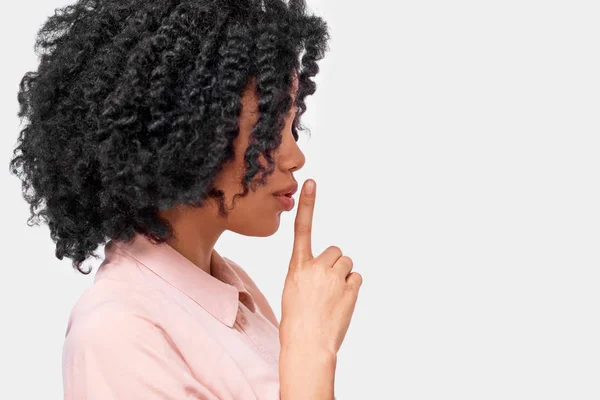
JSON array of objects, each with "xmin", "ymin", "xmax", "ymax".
[{"xmin": 9, "ymin": 0, "xmax": 362, "ymax": 398}]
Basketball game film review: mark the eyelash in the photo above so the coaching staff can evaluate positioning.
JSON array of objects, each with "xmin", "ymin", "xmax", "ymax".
[{"xmin": 292, "ymin": 116, "xmax": 300, "ymax": 142}]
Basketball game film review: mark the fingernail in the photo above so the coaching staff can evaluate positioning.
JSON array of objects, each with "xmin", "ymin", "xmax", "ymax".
[{"xmin": 305, "ymin": 179, "xmax": 315, "ymax": 195}]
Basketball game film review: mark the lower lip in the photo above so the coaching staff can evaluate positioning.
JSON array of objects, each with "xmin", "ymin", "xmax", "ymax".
[{"xmin": 274, "ymin": 194, "xmax": 295, "ymax": 211}]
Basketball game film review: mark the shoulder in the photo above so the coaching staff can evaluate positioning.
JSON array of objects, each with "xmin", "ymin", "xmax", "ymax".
[
  {"xmin": 64, "ymin": 282, "xmax": 164, "ymax": 351},
  {"xmin": 223, "ymin": 256, "xmax": 280, "ymax": 328},
  {"xmin": 66, "ymin": 277, "xmax": 158, "ymax": 331},
  {"xmin": 64, "ymin": 303, "xmax": 155, "ymax": 348},
  {"xmin": 62, "ymin": 299, "xmax": 201, "ymax": 399},
  {"xmin": 62, "ymin": 299, "xmax": 167, "ymax": 389},
  {"xmin": 62, "ymin": 275, "xmax": 181, "ymax": 368}
]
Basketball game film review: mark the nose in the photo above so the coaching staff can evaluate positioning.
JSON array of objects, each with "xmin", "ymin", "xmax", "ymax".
[
  {"xmin": 276, "ymin": 122, "xmax": 306, "ymax": 173},
  {"xmin": 288, "ymin": 138, "xmax": 306, "ymax": 173}
]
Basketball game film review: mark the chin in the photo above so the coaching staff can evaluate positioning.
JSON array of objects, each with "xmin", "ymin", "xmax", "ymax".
[{"xmin": 230, "ymin": 214, "xmax": 281, "ymax": 237}]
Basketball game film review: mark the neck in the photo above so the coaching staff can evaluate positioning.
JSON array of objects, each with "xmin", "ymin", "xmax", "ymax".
[{"xmin": 158, "ymin": 203, "xmax": 226, "ymax": 275}]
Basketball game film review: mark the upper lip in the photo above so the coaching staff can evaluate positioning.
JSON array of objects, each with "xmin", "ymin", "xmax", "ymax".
[{"xmin": 273, "ymin": 181, "xmax": 298, "ymax": 196}]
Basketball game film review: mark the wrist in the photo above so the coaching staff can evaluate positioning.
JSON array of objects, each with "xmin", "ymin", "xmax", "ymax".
[
  {"xmin": 280, "ymin": 342, "xmax": 337, "ymax": 364},
  {"xmin": 279, "ymin": 344, "xmax": 337, "ymax": 400}
]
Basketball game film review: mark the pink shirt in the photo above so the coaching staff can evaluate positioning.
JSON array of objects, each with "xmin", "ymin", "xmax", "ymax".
[{"xmin": 62, "ymin": 233, "xmax": 282, "ymax": 399}]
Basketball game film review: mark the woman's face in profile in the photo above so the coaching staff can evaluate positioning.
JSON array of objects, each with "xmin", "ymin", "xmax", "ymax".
[{"xmin": 211, "ymin": 74, "xmax": 305, "ymax": 237}]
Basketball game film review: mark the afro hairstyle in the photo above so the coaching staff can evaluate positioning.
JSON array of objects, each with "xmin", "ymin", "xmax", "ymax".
[{"xmin": 9, "ymin": 0, "xmax": 330, "ymax": 274}]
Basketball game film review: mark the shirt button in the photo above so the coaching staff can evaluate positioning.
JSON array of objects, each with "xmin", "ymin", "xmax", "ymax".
[{"xmin": 239, "ymin": 315, "xmax": 248, "ymax": 326}]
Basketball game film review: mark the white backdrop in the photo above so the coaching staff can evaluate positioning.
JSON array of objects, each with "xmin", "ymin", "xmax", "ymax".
[{"xmin": 1, "ymin": 0, "xmax": 599, "ymax": 399}]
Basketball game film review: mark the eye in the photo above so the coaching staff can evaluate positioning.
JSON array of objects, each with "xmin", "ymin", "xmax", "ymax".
[{"xmin": 291, "ymin": 114, "xmax": 300, "ymax": 142}]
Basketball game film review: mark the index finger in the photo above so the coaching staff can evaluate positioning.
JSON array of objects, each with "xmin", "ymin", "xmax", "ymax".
[{"xmin": 291, "ymin": 179, "xmax": 316, "ymax": 263}]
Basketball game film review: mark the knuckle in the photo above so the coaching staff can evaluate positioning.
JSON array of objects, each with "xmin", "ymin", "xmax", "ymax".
[
  {"xmin": 288, "ymin": 257, "xmax": 301, "ymax": 269},
  {"xmin": 339, "ymin": 255, "xmax": 353, "ymax": 266},
  {"xmin": 347, "ymin": 272, "xmax": 363, "ymax": 288},
  {"xmin": 327, "ymin": 245, "xmax": 342, "ymax": 256},
  {"xmin": 294, "ymin": 221, "xmax": 311, "ymax": 234},
  {"xmin": 354, "ymin": 272, "xmax": 363, "ymax": 286},
  {"xmin": 301, "ymin": 195, "xmax": 314, "ymax": 207}
]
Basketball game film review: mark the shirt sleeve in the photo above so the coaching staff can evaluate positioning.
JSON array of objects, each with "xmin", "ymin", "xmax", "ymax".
[{"xmin": 62, "ymin": 307, "xmax": 219, "ymax": 400}]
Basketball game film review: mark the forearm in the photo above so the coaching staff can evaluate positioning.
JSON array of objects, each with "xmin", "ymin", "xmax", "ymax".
[{"xmin": 279, "ymin": 346, "xmax": 337, "ymax": 400}]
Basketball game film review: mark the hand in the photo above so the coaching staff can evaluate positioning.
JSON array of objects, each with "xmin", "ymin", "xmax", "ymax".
[{"xmin": 279, "ymin": 179, "xmax": 363, "ymax": 356}]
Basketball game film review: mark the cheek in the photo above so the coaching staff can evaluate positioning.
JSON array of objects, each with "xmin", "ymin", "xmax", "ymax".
[
  {"xmin": 212, "ymin": 162, "xmax": 244, "ymax": 198},
  {"xmin": 240, "ymin": 192, "xmax": 275, "ymax": 216},
  {"xmin": 227, "ymin": 193, "xmax": 281, "ymax": 236}
]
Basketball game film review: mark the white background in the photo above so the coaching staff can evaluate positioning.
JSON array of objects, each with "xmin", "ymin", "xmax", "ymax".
[{"xmin": 2, "ymin": 0, "xmax": 599, "ymax": 399}]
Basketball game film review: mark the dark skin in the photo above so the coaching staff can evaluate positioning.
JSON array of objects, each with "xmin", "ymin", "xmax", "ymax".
[
  {"xmin": 158, "ymin": 74, "xmax": 304, "ymax": 275},
  {"xmin": 157, "ymin": 74, "xmax": 363, "ymax": 398}
]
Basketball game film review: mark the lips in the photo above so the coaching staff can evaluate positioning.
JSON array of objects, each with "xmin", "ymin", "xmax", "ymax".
[
  {"xmin": 272, "ymin": 181, "xmax": 298, "ymax": 211},
  {"xmin": 274, "ymin": 193, "xmax": 295, "ymax": 211},
  {"xmin": 273, "ymin": 182, "xmax": 298, "ymax": 197}
]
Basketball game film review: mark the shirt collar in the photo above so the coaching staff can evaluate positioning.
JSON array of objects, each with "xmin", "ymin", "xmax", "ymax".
[{"xmin": 103, "ymin": 232, "xmax": 256, "ymax": 328}]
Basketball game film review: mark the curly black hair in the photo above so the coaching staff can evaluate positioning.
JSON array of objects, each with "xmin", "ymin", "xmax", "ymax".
[{"xmin": 9, "ymin": 0, "xmax": 329, "ymax": 274}]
